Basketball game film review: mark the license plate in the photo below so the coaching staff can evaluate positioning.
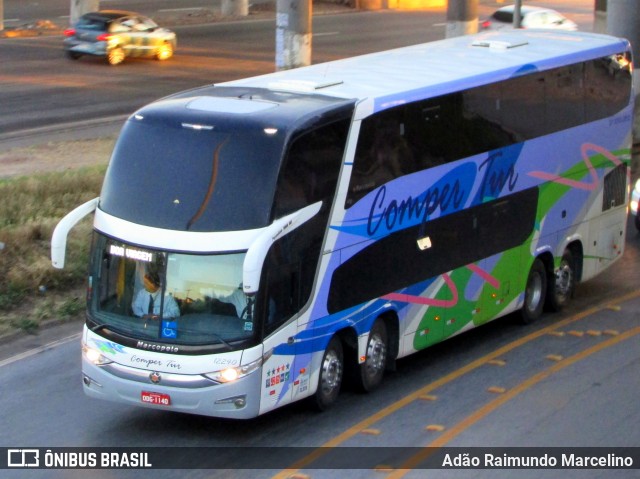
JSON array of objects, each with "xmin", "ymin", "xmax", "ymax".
[{"xmin": 141, "ymin": 391, "xmax": 171, "ymax": 406}]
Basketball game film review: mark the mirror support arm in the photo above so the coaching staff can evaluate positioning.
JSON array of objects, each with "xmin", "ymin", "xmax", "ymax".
[{"xmin": 51, "ymin": 197, "xmax": 99, "ymax": 269}]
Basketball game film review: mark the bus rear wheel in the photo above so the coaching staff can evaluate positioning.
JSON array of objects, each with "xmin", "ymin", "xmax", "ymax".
[
  {"xmin": 357, "ymin": 320, "xmax": 388, "ymax": 392},
  {"xmin": 521, "ymin": 258, "xmax": 547, "ymax": 324},
  {"xmin": 313, "ymin": 336, "xmax": 343, "ymax": 411},
  {"xmin": 547, "ymin": 250, "xmax": 575, "ymax": 312}
]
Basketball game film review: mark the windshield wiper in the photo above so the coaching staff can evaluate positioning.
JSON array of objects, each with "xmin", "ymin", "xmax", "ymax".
[
  {"xmin": 205, "ymin": 332, "xmax": 234, "ymax": 351},
  {"xmin": 91, "ymin": 323, "xmax": 131, "ymax": 337},
  {"xmin": 91, "ymin": 323, "xmax": 111, "ymax": 333}
]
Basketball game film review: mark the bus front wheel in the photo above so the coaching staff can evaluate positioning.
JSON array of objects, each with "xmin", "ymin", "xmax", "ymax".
[
  {"xmin": 521, "ymin": 258, "xmax": 547, "ymax": 324},
  {"xmin": 357, "ymin": 320, "xmax": 388, "ymax": 392},
  {"xmin": 547, "ymin": 250, "xmax": 575, "ymax": 312},
  {"xmin": 313, "ymin": 336, "xmax": 343, "ymax": 411}
]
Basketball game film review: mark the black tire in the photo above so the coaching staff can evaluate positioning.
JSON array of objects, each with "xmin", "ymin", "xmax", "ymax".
[
  {"xmin": 356, "ymin": 320, "xmax": 388, "ymax": 393},
  {"xmin": 107, "ymin": 46, "xmax": 125, "ymax": 65},
  {"xmin": 313, "ymin": 336, "xmax": 343, "ymax": 411},
  {"xmin": 65, "ymin": 51, "xmax": 82, "ymax": 60},
  {"xmin": 521, "ymin": 258, "xmax": 547, "ymax": 324},
  {"xmin": 155, "ymin": 42, "xmax": 174, "ymax": 61},
  {"xmin": 547, "ymin": 250, "xmax": 575, "ymax": 312}
]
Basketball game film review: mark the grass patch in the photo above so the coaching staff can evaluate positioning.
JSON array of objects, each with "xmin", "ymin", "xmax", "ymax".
[{"xmin": 0, "ymin": 165, "xmax": 106, "ymax": 336}]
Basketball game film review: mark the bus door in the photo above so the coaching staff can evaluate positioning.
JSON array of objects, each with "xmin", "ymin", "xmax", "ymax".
[
  {"xmin": 258, "ymin": 259, "xmax": 298, "ymax": 414},
  {"xmin": 257, "ymin": 228, "xmax": 323, "ymax": 412},
  {"xmin": 259, "ymin": 317, "xmax": 297, "ymax": 415}
]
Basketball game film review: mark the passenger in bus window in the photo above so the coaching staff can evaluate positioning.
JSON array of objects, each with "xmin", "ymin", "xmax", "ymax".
[
  {"xmin": 352, "ymin": 116, "xmax": 413, "ymax": 196},
  {"xmin": 132, "ymin": 272, "xmax": 180, "ymax": 319},
  {"xmin": 207, "ymin": 284, "xmax": 249, "ymax": 318}
]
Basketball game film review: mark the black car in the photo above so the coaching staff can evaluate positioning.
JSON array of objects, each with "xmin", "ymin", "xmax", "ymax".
[{"xmin": 63, "ymin": 10, "xmax": 177, "ymax": 65}]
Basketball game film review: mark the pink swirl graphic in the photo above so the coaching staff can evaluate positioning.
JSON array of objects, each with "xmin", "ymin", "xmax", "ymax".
[
  {"xmin": 381, "ymin": 264, "xmax": 500, "ymax": 308},
  {"xmin": 383, "ymin": 273, "xmax": 458, "ymax": 308},
  {"xmin": 528, "ymin": 143, "xmax": 622, "ymax": 190}
]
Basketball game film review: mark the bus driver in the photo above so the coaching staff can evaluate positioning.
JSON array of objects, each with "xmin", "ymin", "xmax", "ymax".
[{"xmin": 132, "ymin": 272, "xmax": 180, "ymax": 319}]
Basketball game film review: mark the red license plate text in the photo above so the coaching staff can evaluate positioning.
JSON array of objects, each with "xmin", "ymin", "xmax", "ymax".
[{"xmin": 141, "ymin": 391, "xmax": 171, "ymax": 406}]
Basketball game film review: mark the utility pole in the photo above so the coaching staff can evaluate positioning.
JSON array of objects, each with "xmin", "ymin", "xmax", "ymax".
[
  {"xmin": 593, "ymin": 0, "xmax": 606, "ymax": 33},
  {"xmin": 275, "ymin": 0, "xmax": 312, "ymax": 71},
  {"xmin": 513, "ymin": 0, "xmax": 522, "ymax": 28},
  {"xmin": 221, "ymin": 0, "xmax": 248, "ymax": 17},
  {"xmin": 70, "ymin": 0, "xmax": 99, "ymax": 26},
  {"xmin": 445, "ymin": 0, "xmax": 478, "ymax": 38},
  {"xmin": 606, "ymin": 0, "xmax": 640, "ymax": 93}
]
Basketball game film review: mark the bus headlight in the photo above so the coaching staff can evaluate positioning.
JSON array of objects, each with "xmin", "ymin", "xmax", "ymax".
[
  {"xmin": 204, "ymin": 357, "xmax": 262, "ymax": 383},
  {"xmin": 82, "ymin": 345, "xmax": 113, "ymax": 365}
]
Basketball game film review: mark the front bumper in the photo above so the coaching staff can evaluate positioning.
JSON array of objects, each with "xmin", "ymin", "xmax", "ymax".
[{"xmin": 82, "ymin": 356, "xmax": 262, "ymax": 419}]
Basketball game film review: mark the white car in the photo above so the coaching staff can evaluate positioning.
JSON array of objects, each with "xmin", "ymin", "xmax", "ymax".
[
  {"xmin": 481, "ymin": 5, "xmax": 578, "ymax": 31},
  {"xmin": 631, "ymin": 179, "xmax": 640, "ymax": 231}
]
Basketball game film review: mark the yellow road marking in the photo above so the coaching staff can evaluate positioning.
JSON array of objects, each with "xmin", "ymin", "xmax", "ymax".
[
  {"xmin": 386, "ymin": 325, "xmax": 640, "ymax": 477},
  {"xmin": 487, "ymin": 359, "xmax": 507, "ymax": 366},
  {"xmin": 270, "ymin": 289, "xmax": 640, "ymax": 479},
  {"xmin": 547, "ymin": 331, "xmax": 565, "ymax": 337},
  {"xmin": 545, "ymin": 354, "xmax": 564, "ymax": 362},
  {"xmin": 418, "ymin": 394, "xmax": 438, "ymax": 401},
  {"xmin": 486, "ymin": 386, "xmax": 506, "ymax": 394},
  {"xmin": 424, "ymin": 424, "xmax": 445, "ymax": 432}
]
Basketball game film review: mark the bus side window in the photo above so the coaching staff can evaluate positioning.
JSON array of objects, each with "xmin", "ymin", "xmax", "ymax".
[
  {"xmin": 500, "ymin": 73, "xmax": 546, "ymax": 140},
  {"xmin": 260, "ymin": 234, "xmax": 305, "ymax": 335},
  {"xmin": 273, "ymin": 119, "xmax": 349, "ymax": 219},
  {"xmin": 546, "ymin": 63, "xmax": 585, "ymax": 132},
  {"xmin": 585, "ymin": 54, "xmax": 632, "ymax": 122},
  {"xmin": 348, "ymin": 112, "xmax": 414, "ymax": 205}
]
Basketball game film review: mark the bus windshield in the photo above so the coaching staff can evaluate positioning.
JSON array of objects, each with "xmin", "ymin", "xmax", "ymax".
[
  {"xmin": 89, "ymin": 233, "xmax": 255, "ymax": 349},
  {"xmin": 99, "ymin": 115, "xmax": 285, "ymax": 232}
]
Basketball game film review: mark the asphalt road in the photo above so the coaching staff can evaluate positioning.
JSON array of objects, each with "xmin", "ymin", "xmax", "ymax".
[
  {"xmin": 0, "ymin": 1, "xmax": 596, "ymax": 144},
  {"xmin": 2, "ymin": 0, "xmax": 266, "ymax": 25},
  {"xmin": 0, "ymin": 9, "xmax": 447, "ymax": 140}
]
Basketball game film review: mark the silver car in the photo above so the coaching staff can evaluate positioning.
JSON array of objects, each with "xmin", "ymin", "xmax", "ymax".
[
  {"xmin": 63, "ymin": 10, "xmax": 176, "ymax": 65},
  {"xmin": 481, "ymin": 6, "xmax": 578, "ymax": 31}
]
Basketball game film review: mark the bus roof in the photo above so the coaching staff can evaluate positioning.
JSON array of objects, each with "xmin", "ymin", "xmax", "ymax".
[{"xmin": 221, "ymin": 30, "xmax": 630, "ymax": 118}]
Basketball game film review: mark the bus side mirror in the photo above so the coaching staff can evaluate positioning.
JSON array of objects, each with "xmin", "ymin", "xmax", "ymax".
[
  {"xmin": 51, "ymin": 197, "xmax": 99, "ymax": 269},
  {"xmin": 243, "ymin": 201, "xmax": 322, "ymax": 295}
]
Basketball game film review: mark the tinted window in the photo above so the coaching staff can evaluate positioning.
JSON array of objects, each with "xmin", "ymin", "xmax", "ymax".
[
  {"xmin": 546, "ymin": 63, "xmax": 585, "ymax": 132},
  {"xmin": 101, "ymin": 117, "xmax": 285, "ymax": 232},
  {"xmin": 585, "ymin": 54, "xmax": 632, "ymax": 121},
  {"xmin": 77, "ymin": 17, "xmax": 108, "ymax": 31},
  {"xmin": 273, "ymin": 119, "xmax": 349, "ymax": 219},
  {"xmin": 492, "ymin": 11, "xmax": 513, "ymax": 23},
  {"xmin": 110, "ymin": 20, "xmax": 132, "ymax": 33},
  {"xmin": 346, "ymin": 54, "xmax": 631, "ymax": 207},
  {"xmin": 264, "ymin": 119, "xmax": 351, "ymax": 334}
]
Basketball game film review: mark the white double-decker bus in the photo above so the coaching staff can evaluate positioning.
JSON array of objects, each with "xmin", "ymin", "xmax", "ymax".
[{"xmin": 52, "ymin": 30, "xmax": 633, "ymax": 419}]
